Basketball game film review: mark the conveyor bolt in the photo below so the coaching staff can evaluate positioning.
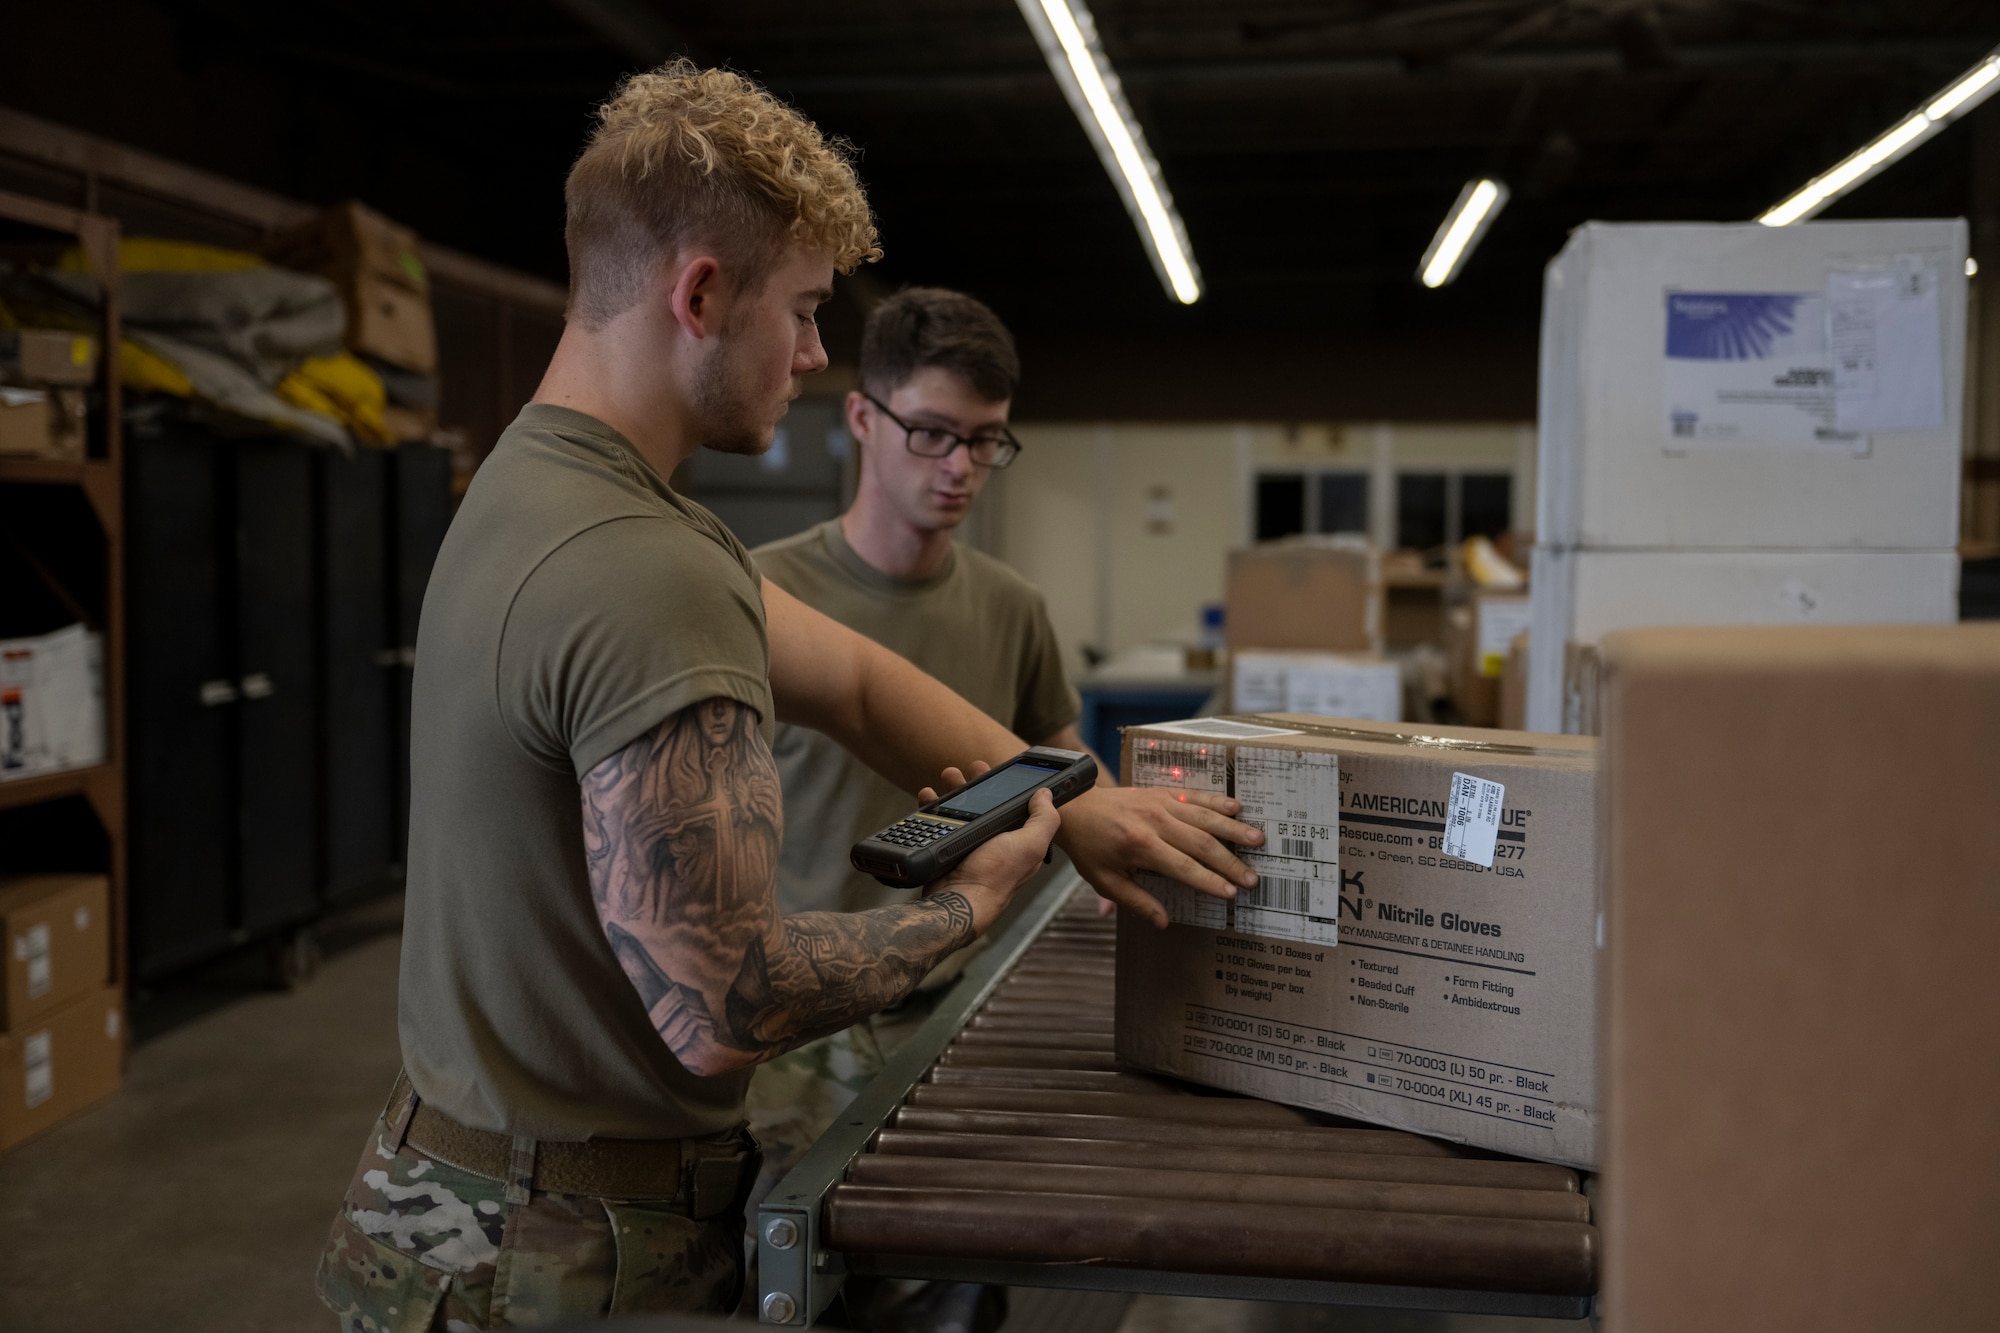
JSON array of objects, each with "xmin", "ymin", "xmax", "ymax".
[
  {"xmin": 765, "ymin": 1217, "xmax": 800, "ymax": 1250},
  {"xmin": 762, "ymin": 1290, "xmax": 799, "ymax": 1323}
]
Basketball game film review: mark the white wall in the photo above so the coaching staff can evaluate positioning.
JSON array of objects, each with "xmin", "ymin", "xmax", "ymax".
[{"xmin": 992, "ymin": 421, "xmax": 1532, "ymax": 676}]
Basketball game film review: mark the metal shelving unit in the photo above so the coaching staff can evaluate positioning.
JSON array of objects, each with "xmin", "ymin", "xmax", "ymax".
[{"xmin": 0, "ymin": 186, "xmax": 129, "ymax": 1003}]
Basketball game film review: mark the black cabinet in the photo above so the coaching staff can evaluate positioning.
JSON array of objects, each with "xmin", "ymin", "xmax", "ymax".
[
  {"xmin": 126, "ymin": 428, "xmax": 234, "ymax": 978},
  {"xmin": 317, "ymin": 448, "xmax": 397, "ymax": 906},
  {"xmin": 235, "ymin": 443, "xmax": 318, "ymax": 937},
  {"xmin": 126, "ymin": 424, "xmax": 451, "ymax": 980}
]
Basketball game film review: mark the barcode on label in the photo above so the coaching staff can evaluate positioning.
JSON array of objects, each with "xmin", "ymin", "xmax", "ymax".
[
  {"xmin": 1280, "ymin": 837, "xmax": 1315, "ymax": 859},
  {"xmin": 1246, "ymin": 875, "xmax": 1312, "ymax": 914}
]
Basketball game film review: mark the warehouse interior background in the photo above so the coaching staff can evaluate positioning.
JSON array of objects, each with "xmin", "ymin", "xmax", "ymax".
[{"xmin": 1, "ymin": 1, "xmax": 1997, "ymax": 1330}]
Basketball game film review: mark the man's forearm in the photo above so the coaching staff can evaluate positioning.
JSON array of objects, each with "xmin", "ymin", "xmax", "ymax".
[
  {"xmin": 583, "ymin": 697, "xmax": 982, "ymax": 1077},
  {"xmin": 766, "ymin": 577, "xmax": 1022, "ymax": 793}
]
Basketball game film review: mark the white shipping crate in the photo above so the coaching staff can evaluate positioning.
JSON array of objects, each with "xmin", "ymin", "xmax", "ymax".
[
  {"xmin": 0, "ymin": 625, "xmax": 105, "ymax": 780},
  {"xmin": 1538, "ymin": 220, "xmax": 1967, "ymax": 551},
  {"xmin": 1230, "ymin": 651, "xmax": 1401, "ymax": 721},
  {"xmin": 1527, "ymin": 547, "xmax": 1958, "ymax": 731}
]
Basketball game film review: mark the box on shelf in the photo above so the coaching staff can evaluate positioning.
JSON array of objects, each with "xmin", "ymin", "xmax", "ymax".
[
  {"xmin": 1538, "ymin": 220, "xmax": 1967, "ymax": 551},
  {"xmin": 0, "ymin": 876, "xmax": 109, "ymax": 1031},
  {"xmin": 1229, "ymin": 651, "xmax": 1400, "ymax": 721},
  {"xmin": 0, "ymin": 624, "xmax": 106, "ymax": 780},
  {"xmin": 1527, "ymin": 546, "xmax": 1958, "ymax": 732},
  {"xmin": 1117, "ymin": 713, "xmax": 1599, "ymax": 1167},
  {"xmin": 267, "ymin": 201, "xmax": 437, "ymax": 374},
  {"xmin": 1599, "ymin": 624, "xmax": 2000, "ymax": 1331},
  {"xmin": 1226, "ymin": 537, "xmax": 1382, "ymax": 655},
  {"xmin": 0, "ymin": 329, "xmax": 98, "ymax": 386},
  {"xmin": 0, "ymin": 983, "xmax": 122, "ymax": 1152},
  {"xmin": 0, "ymin": 387, "xmax": 86, "ymax": 461}
]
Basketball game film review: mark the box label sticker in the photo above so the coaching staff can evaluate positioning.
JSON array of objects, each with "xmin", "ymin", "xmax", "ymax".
[
  {"xmin": 24, "ymin": 1029, "xmax": 52, "ymax": 1108},
  {"xmin": 1130, "ymin": 737, "xmax": 1233, "ymax": 929},
  {"xmin": 1235, "ymin": 749, "xmax": 1339, "ymax": 945},
  {"xmin": 1475, "ymin": 599, "xmax": 1533, "ymax": 679},
  {"xmin": 1443, "ymin": 772, "xmax": 1504, "ymax": 867},
  {"xmin": 1662, "ymin": 290, "xmax": 1863, "ymax": 451},
  {"xmin": 20, "ymin": 922, "xmax": 51, "ymax": 998}
]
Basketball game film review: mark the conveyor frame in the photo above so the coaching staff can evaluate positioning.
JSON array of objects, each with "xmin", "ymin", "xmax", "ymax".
[{"xmin": 755, "ymin": 870, "xmax": 1595, "ymax": 1325}]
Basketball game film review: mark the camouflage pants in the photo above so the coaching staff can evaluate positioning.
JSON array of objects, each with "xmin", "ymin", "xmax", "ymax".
[{"xmin": 316, "ymin": 1115, "xmax": 753, "ymax": 1330}]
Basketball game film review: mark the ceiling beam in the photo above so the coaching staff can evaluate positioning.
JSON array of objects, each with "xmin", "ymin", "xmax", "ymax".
[{"xmin": 769, "ymin": 38, "xmax": 1991, "ymax": 101}]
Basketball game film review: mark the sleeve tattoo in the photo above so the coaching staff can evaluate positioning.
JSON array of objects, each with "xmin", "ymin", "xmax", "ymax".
[{"xmin": 580, "ymin": 698, "xmax": 978, "ymax": 1074}]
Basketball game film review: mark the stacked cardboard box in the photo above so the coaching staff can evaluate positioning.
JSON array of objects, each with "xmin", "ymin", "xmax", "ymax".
[
  {"xmin": 268, "ymin": 201, "xmax": 438, "ymax": 377},
  {"xmin": 1445, "ymin": 591, "xmax": 1532, "ymax": 726},
  {"xmin": 1225, "ymin": 538, "xmax": 1400, "ymax": 721},
  {"xmin": 0, "ymin": 328, "xmax": 97, "ymax": 461},
  {"xmin": 1528, "ymin": 220, "xmax": 1967, "ymax": 731},
  {"xmin": 1, "ymin": 624, "xmax": 105, "ymax": 781},
  {"xmin": 0, "ymin": 875, "xmax": 121, "ymax": 1150},
  {"xmin": 1228, "ymin": 651, "xmax": 1400, "ymax": 721},
  {"xmin": 1117, "ymin": 714, "xmax": 1599, "ymax": 1167},
  {"xmin": 1598, "ymin": 624, "xmax": 2000, "ymax": 1329}
]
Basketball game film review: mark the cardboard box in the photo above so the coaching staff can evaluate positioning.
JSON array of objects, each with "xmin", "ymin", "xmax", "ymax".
[
  {"xmin": 268, "ymin": 202, "xmax": 438, "ymax": 373},
  {"xmin": 0, "ymin": 983, "xmax": 122, "ymax": 1152},
  {"xmin": 1599, "ymin": 624, "xmax": 2000, "ymax": 1330},
  {"xmin": 1448, "ymin": 592, "xmax": 1533, "ymax": 727},
  {"xmin": 1499, "ymin": 631, "xmax": 1528, "ymax": 732},
  {"xmin": 1229, "ymin": 651, "xmax": 1400, "ymax": 721},
  {"xmin": 1538, "ymin": 220, "xmax": 1966, "ymax": 551},
  {"xmin": 0, "ymin": 876, "xmax": 109, "ymax": 1030},
  {"xmin": 1117, "ymin": 714, "xmax": 1599, "ymax": 1167},
  {"xmin": 1226, "ymin": 537, "xmax": 1382, "ymax": 654},
  {"xmin": 0, "ymin": 624, "xmax": 106, "ymax": 780},
  {"xmin": 0, "ymin": 387, "xmax": 86, "ymax": 460},
  {"xmin": 267, "ymin": 200, "xmax": 429, "ymax": 294},
  {"xmin": 346, "ymin": 271, "xmax": 437, "ymax": 374},
  {"xmin": 1526, "ymin": 546, "xmax": 1958, "ymax": 731},
  {"xmin": 0, "ymin": 329, "xmax": 98, "ymax": 386}
]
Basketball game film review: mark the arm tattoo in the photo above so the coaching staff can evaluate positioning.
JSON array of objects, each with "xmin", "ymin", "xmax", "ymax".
[{"xmin": 581, "ymin": 698, "xmax": 978, "ymax": 1072}]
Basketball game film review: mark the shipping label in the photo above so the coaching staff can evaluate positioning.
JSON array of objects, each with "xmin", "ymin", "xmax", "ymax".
[
  {"xmin": 1443, "ymin": 773, "xmax": 1505, "ymax": 867},
  {"xmin": 1234, "ymin": 748, "xmax": 1339, "ymax": 945},
  {"xmin": 1129, "ymin": 736, "xmax": 1231, "ymax": 929},
  {"xmin": 23, "ymin": 1029, "xmax": 51, "ymax": 1109}
]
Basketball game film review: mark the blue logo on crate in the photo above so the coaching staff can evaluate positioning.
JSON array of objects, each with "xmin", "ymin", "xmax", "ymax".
[{"xmin": 1665, "ymin": 292, "xmax": 1802, "ymax": 360}]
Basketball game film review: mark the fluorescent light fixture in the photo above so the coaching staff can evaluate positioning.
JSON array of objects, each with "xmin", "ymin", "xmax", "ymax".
[
  {"xmin": 1419, "ymin": 178, "xmax": 1510, "ymax": 289},
  {"xmin": 1015, "ymin": 0, "xmax": 1202, "ymax": 304},
  {"xmin": 1761, "ymin": 48, "xmax": 2000, "ymax": 226}
]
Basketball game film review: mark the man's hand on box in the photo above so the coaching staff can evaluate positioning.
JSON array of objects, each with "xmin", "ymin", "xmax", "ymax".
[{"xmin": 1056, "ymin": 786, "xmax": 1263, "ymax": 929}]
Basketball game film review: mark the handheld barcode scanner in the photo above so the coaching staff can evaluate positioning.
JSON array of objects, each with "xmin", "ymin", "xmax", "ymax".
[{"xmin": 851, "ymin": 747, "xmax": 1098, "ymax": 889}]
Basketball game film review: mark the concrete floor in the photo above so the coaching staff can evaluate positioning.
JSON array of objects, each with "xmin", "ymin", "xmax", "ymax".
[
  {"xmin": 0, "ymin": 896, "xmax": 406, "ymax": 1333},
  {"xmin": 0, "ymin": 900, "xmax": 1590, "ymax": 1333}
]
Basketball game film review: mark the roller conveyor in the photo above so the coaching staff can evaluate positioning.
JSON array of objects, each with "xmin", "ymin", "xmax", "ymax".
[{"xmin": 755, "ymin": 871, "xmax": 1598, "ymax": 1325}]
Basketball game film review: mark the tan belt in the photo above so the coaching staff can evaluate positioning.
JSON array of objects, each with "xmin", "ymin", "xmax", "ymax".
[{"xmin": 380, "ymin": 1070, "xmax": 754, "ymax": 1214}]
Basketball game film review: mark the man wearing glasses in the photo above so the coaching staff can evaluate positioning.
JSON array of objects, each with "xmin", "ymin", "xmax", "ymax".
[{"xmin": 745, "ymin": 289, "xmax": 1085, "ymax": 1312}]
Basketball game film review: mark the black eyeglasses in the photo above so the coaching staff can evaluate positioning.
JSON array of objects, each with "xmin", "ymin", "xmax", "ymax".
[{"xmin": 862, "ymin": 393, "xmax": 1022, "ymax": 469}]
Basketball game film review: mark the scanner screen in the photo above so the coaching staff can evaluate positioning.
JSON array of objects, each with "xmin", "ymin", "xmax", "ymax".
[{"xmin": 937, "ymin": 760, "xmax": 1062, "ymax": 818}]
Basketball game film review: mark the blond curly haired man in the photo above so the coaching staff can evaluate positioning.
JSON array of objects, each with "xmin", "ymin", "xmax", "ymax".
[{"xmin": 316, "ymin": 63, "xmax": 1260, "ymax": 1328}]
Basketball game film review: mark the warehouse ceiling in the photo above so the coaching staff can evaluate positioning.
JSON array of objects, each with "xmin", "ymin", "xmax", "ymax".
[{"xmin": 3, "ymin": 0, "xmax": 1997, "ymax": 415}]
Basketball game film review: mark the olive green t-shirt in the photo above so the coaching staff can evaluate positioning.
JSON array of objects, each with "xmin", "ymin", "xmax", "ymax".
[
  {"xmin": 398, "ymin": 403, "xmax": 774, "ymax": 1141},
  {"xmin": 753, "ymin": 520, "xmax": 1078, "ymax": 915}
]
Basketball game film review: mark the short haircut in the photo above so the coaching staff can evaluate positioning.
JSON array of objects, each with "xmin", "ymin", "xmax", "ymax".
[
  {"xmin": 860, "ymin": 287, "xmax": 1020, "ymax": 403},
  {"xmin": 564, "ymin": 61, "xmax": 881, "ymax": 327}
]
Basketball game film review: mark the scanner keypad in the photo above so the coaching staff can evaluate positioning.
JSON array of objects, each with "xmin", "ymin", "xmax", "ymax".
[{"xmin": 878, "ymin": 817, "xmax": 954, "ymax": 849}]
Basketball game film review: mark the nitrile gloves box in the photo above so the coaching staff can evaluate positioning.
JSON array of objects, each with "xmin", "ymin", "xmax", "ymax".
[{"xmin": 1116, "ymin": 714, "xmax": 1600, "ymax": 1168}]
